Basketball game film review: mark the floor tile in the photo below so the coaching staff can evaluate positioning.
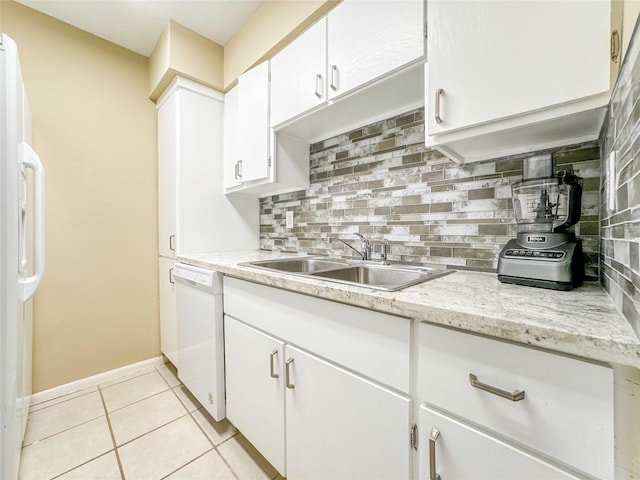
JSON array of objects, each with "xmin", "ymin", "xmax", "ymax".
[
  {"xmin": 117, "ymin": 416, "xmax": 212, "ymax": 480},
  {"xmin": 109, "ymin": 390, "xmax": 188, "ymax": 446},
  {"xmin": 101, "ymin": 371, "xmax": 169, "ymax": 412},
  {"xmin": 173, "ymin": 385, "xmax": 201, "ymax": 412},
  {"xmin": 165, "ymin": 450, "xmax": 235, "ymax": 480},
  {"xmin": 19, "ymin": 417, "xmax": 113, "ymax": 480},
  {"xmin": 192, "ymin": 409, "xmax": 237, "ymax": 446},
  {"xmin": 217, "ymin": 434, "xmax": 279, "ymax": 480},
  {"xmin": 156, "ymin": 363, "xmax": 181, "ymax": 388},
  {"xmin": 29, "ymin": 387, "xmax": 98, "ymax": 413},
  {"xmin": 56, "ymin": 451, "xmax": 122, "ymax": 480},
  {"xmin": 24, "ymin": 391, "xmax": 104, "ymax": 445}
]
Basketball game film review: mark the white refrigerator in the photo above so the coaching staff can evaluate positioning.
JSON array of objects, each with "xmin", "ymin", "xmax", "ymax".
[{"xmin": 0, "ymin": 34, "xmax": 45, "ymax": 480}]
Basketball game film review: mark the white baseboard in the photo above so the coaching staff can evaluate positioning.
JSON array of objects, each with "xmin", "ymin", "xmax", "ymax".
[{"xmin": 31, "ymin": 356, "xmax": 166, "ymax": 405}]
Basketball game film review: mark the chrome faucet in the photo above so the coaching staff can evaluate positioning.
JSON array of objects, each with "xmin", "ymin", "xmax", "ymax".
[{"xmin": 334, "ymin": 233, "xmax": 372, "ymax": 260}]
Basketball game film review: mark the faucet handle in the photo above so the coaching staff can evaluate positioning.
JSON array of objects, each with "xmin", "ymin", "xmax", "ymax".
[{"xmin": 381, "ymin": 238, "xmax": 390, "ymax": 263}]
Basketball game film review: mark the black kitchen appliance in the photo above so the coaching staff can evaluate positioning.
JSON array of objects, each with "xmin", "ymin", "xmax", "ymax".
[{"xmin": 497, "ymin": 154, "xmax": 584, "ymax": 290}]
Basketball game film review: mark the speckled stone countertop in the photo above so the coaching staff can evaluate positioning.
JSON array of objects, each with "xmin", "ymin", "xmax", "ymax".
[{"xmin": 178, "ymin": 251, "xmax": 640, "ymax": 369}]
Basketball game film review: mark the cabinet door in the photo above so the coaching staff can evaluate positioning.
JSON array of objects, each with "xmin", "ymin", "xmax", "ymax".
[
  {"xmin": 158, "ymin": 257, "xmax": 177, "ymax": 365},
  {"xmin": 426, "ymin": 0, "xmax": 611, "ymax": 134},
  {"xmin": 157, "ymin": 94, "xmax": 177, "ymax": 258},
  {"xmin": 224, "ymin": 316, "xmax": 285, "ymax": 476},
  {"xmin": 238, "ymin": 61, "xmax": 270, "ymax": 183},
  {"xmin": 270, "ymin": 19, "xmax": 327, "ymax": 127},
  {"xmin": 419, "ymin": 406, "xmax": 580, "ymax": 480},
  {"xmin": 223, "ymin": 86, "xmax": 243, "ymax": 190},
  {"xmin": 327, "ymin": 0, "xmax": 423, "ymax": 101},
  {"xmin": 285, "ymin": 345, "xmax": 410, "ymax": 479}
]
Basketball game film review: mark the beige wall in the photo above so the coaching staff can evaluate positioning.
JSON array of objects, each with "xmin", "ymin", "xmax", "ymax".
[
  {"xmin": 149, "ymin": 21, "xmax": 224, "ymax": 100},
  {"xmin": 223, "ymin": 0, "xmax": 338, "ymax": 89},
  {"xmin": 2, "ymin": 1, "xmax": 160, "ymax": 392}
]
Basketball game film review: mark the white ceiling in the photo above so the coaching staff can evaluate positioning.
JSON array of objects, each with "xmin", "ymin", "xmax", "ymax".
[{"xmin": 15, "ymin": 0, "xmax": 265, "ymax": 57}]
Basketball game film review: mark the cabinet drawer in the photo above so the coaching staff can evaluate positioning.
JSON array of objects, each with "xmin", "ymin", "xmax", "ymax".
[
  {"xmin": 224, "ymin": 277, "xmax": 410, "ymax": 393},
  {"xmin": 418, "ymin": 323, "xmax": 613, "ymax": 479},
  {"xmin": 419, "ymin": 406, "xmax": 580, "ymax": 480}
]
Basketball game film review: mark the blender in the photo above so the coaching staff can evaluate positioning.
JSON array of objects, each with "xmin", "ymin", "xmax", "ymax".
[{"xmin": 497, "ymin": 153, "xmax": 584, "ymax": 290}]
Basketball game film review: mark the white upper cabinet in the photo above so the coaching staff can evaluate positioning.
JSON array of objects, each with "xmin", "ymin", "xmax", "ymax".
[
  {"xmin": 327, "ymin": 0, "xmax": 423, "ymax": 101},
  {"xmin": 426, "ymin": 0, "xmax": 621, "ymax": 163},
  {"xmin": 270, "ymin": 19, "xmax": 327, "ymax": 128},
  {"xmin": 270, "ymin": 0, "xmax": 424, "ymax": 142},
  {"xmin": 223, "ymin": 86, "xmax": 242, "ymax": 191},
  {"xmin": 238, "ymin": 61, "xmax": 271, "ymax": 184}
]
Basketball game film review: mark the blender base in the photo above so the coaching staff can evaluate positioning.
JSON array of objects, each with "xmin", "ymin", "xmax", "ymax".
[
  {"xmin": 497, "ymin": 235, "xmax": 584, "ymax": 291},
  {"xmin": 497, "ymin": 274, "xmax": 581, "ymax": 291}
]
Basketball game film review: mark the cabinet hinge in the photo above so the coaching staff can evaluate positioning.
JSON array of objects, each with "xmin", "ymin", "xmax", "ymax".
[
  {"xmin": 410, "ymin": 424, "xmax": 419, "ymax": 451},
  {"xmin": 424, "ymin": 22, "xmax": 428, "ymax": 39},
  {"xmin": 268, "ymin": 155, "xmax": 272, "ymax": 167}
]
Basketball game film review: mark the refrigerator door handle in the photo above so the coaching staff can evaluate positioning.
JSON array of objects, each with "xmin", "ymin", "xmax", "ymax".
[{"xmin": 18, "ymin": 142, "xmax": 45, "ymax": 301}]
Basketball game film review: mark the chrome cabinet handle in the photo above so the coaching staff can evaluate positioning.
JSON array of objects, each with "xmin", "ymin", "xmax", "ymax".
[
  {"xmin": 269, "ymin": 350, "xmax": 279, "ymax": 379},
  {"xmin": 330, "ymin": 65, "xmax": 338, "ymax": 91},
  {"xmin": 434, "ymin": 88, "xmax": 444, "ymax": 124},
  {"xmin": 234, "ymin": 161, "xmax": 239, "ymax": 180},
  {"xmin": 429, "ymin": 428, "xmax": 441, "ymax": 480},
  {"xmin": 315, "ymin": 74, "xmax": 323, "ymax": 98},
  {"xmin": 237, "ymin": 160, "xmax": 243, "ymax": 180},
  {"xmin": 285, "ymin": 358, "xmax": 294, "ymax": 389},
  {"xmin": 469, "ymin": 373, "xmax": 525, "ymax": 402},
  {"xmin": 611, "ymin": 29, "xmax": 620, "ymax": 63},
  {"xmin": 169, "ymin": 267, "xmax": 175, "ymax": 284},
  {"xmin": 169, "ymin": 235, "xmax": 176, "ymax": 251}
]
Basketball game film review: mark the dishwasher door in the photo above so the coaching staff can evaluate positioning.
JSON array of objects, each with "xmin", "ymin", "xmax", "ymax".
[{"xmin": 173, "ymin": 263, "xmax": 225, "ymax": 421}]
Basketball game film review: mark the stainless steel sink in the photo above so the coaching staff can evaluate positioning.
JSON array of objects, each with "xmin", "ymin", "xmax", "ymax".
[
  {"xmin": 240, "ymin": 257, "xmax": 348, "ymax": 273},
  {"xmin": 242, "ymin": 257, "xmax": 452, "ymax": 291},
  {"xmin": 310, "ymin": 264, "xmax": 451, "ymax": 291}
]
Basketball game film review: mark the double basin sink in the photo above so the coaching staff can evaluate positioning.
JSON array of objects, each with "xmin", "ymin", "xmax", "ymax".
[{"xmin": 241, "ymin": 256, "xmax": 452, "ymax": 291}]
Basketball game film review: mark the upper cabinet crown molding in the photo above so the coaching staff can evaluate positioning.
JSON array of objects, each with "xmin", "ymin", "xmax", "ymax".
[{"xmin": 425, "ymin": 0, "xmax": 622, "ymax": 164}]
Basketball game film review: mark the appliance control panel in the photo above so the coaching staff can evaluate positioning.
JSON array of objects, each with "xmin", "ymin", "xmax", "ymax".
[
  {"xmin": 504, "ymin": 249, "xmax": 566, "ymax": 260},
  {"xmin": 174, "ymin": 264, "xmax": 214, "ymax": 287}
]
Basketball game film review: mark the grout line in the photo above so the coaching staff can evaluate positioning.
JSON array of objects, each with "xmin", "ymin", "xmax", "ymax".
[
  {"xmin": 21, "ymin": 414, "xmax": 105, "ymax": 448},
  {"xmin": 158, "ymin": 448, "xmax": 216, "ymax": 480},
  {"xmin": 98, "ymin": 386, "xmax": 126, "ymax": 480},
  {"xmin": 49, "ymin": 450, "xmax": 118, "ymax": 480},
  {"xmin": 115, "ymin": 413, "xmax": 190, "ymax": 449}
]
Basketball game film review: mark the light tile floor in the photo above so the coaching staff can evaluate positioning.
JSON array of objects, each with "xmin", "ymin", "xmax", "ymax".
[{"xmin": 20, "ymin": 362, "xmax": 282, "ymax": 480}]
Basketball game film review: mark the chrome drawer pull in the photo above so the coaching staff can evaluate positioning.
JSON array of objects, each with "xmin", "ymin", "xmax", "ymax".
[
  {"xmin": 429, "ymin": 428, "xmax": 441, "ymax": 480},
  {"xmin": 469, "ymin": 373, "xmax": 525, "ymax": 402},
  {"xmin": 269, "ymin": 349, "xmax": 279, "ymax": 379},
  {"xmin": 285, "ymin": 358, "xmax": 295, "ymax": 389}
]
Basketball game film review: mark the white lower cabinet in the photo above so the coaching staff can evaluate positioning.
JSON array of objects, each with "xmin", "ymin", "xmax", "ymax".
[
  {"xmin": 224, "ymin": 314, "xmax": 411, "ymax": 479},
  {"xmin": 224, "ymin": 316, "xmax": 285, "ymax": 474},
  {"xmin": 418, "ymin": 322, "xmax": 614, "ymax": 479},
  {"xmin": 418, "ymin": 406, "xmax": 579, "ymax": 480},
  {"xmin": 158, "ymin": 257, "xmax": 177, "ymax": 365},
  {"xmin": 223, "ymin": 277, "xmax": 412, "ymax": 479},
  {"xmin": 285, "ymin": 345, "xmax": 410, "ymax": 480}
]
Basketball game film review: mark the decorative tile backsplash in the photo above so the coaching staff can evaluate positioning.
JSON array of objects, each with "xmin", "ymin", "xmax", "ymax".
[
  {"xmin": 600, "ymin": 22, "xmax": 640, "ymax": 335},
  {"xmin": 260, "ymin": 108, "xmax": 601, "ymax": 279}
]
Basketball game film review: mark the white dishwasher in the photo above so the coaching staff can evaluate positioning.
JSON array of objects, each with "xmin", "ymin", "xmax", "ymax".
[{"xmin": 173, "ymin": 263, "xmax": 225, "ymax": 421}]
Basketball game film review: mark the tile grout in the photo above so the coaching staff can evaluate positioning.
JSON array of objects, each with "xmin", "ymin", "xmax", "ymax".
[
  {"xmin": 21, "ymin": 363, "xmax": 279, "ymax": 480},
  {"xmin": 98, "ymin": 386, "xmax": 126, "ymax": 480}
]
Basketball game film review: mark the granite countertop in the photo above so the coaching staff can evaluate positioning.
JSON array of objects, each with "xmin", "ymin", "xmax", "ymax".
[{"xmin": 178, "ymin": 250, "xmax": 640, "ymax": 369}]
